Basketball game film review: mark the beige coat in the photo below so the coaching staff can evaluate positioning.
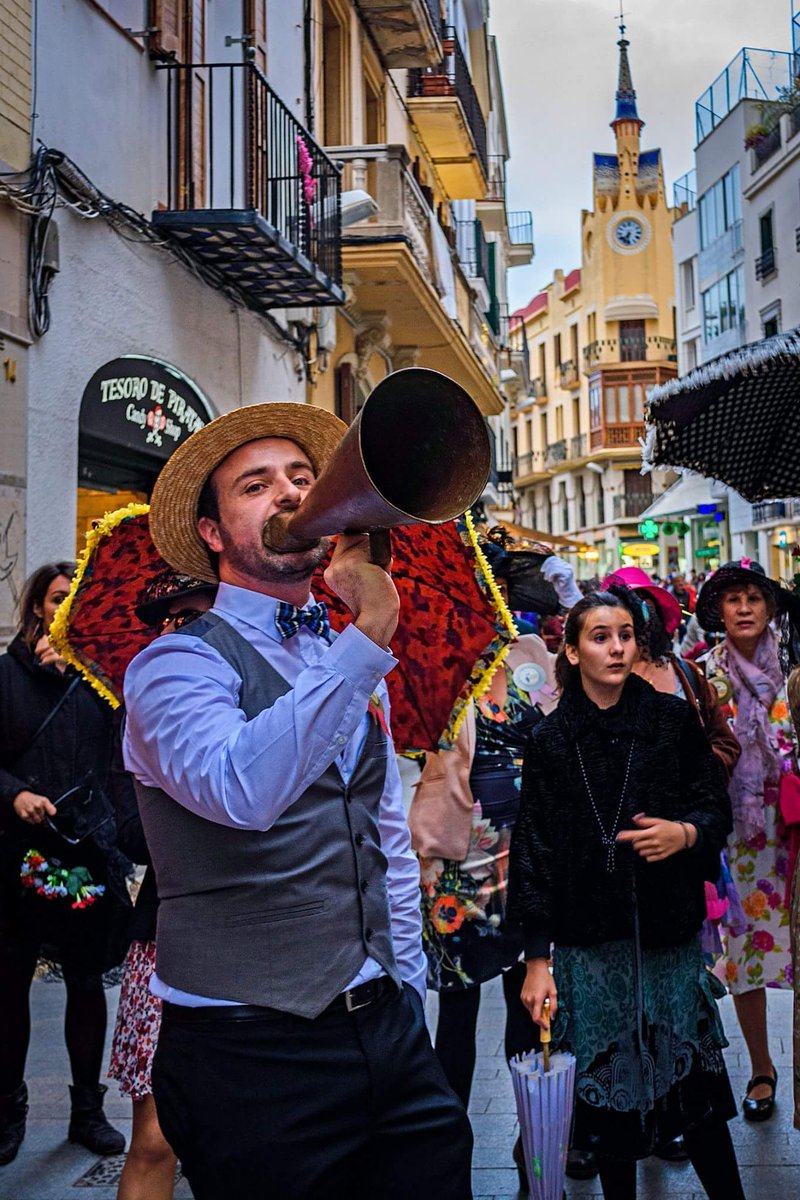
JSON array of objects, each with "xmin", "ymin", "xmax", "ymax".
[{"xmin": 408, "ymin": 634, "xmax": 557, "ymax": 862}]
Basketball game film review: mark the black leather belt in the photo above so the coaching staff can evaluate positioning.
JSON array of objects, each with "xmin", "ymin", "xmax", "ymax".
[{"xmin": 162, "ymin": 976, "xmax": 395, "ymax": 1023}]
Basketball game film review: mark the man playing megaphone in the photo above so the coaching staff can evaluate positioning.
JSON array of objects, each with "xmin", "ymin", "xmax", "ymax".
[{"xmin": 123, "ymin": 403, "xmax": 473, "ymax": 1199}]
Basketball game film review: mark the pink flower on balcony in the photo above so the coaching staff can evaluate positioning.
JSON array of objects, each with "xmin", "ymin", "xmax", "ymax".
[{"xmin": 296, "ymin": 134, "xmax": 317, "ymax": 208}]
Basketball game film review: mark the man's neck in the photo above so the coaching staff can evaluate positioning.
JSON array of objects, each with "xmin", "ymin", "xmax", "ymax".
[{"xmin": 218, "ymin": 566, "xmax": 313, "ymax": 608}]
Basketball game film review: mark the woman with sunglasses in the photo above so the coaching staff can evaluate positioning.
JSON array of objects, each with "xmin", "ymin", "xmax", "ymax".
[{"xmin": 0, "ymin": 563, "xmax": 131, "ymax": 1166}]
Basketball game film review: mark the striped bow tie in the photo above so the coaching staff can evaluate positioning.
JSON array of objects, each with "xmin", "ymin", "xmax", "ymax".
[{"xmin": 275, "ymin": 601, "xmax": 330, "ymax": 641}]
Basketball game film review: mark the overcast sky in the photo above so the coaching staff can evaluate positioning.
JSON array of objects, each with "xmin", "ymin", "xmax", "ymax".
[{"xmin": 492, "ymin": 0, "xmax": 792, "ymax": 311}]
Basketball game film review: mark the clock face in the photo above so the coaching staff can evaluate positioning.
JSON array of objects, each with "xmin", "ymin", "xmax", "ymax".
[
  {"xmin": 607, "ymin": 213, "xmax": 651, "ymax": 254},
  {"xmin": 615, "ymin": 218, "xmax": 643, "ymax": 247}
]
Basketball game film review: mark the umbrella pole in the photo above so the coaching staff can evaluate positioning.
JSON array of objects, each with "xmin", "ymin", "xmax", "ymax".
[{"xmin": 541, "ymin": 998, "xmax": 551, "ymax": 1073}]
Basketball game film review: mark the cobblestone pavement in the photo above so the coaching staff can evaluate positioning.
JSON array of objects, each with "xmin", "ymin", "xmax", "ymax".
[{"xmin": 0, "ymin": 977, "xmax": 796, "ymax": 1199}]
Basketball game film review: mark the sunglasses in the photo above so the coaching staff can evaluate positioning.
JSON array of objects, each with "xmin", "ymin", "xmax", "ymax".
[{"xmin": 160, "ymin": 609, "xmax": 205, "ymax": 632}]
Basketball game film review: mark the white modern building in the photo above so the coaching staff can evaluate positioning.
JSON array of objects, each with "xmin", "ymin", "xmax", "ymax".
[{"xmin": 663, "ymin": 41, "xmax": 800, "ymax": 580}]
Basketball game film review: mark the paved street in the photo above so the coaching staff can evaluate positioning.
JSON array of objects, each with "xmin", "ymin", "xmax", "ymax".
[{"xmin": 0, "ymin": 976, "xmax": 796, "ymax": 1199}]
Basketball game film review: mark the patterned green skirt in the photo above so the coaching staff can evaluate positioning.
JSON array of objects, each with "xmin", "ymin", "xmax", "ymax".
[{"xmin": 552, "ymin": 936, "xmax": 737, "ymax": 1159}]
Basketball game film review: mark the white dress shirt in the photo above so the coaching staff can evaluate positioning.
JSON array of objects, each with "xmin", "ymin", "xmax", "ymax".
[{"xmin": 123, "ymin": 581, "xmax": 426, "ymax": 1005}]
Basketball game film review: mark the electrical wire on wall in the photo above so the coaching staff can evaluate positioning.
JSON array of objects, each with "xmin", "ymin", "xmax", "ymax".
[{"xmin": 1, "ymin": 145, "xmax": 308, "ymax": 360}]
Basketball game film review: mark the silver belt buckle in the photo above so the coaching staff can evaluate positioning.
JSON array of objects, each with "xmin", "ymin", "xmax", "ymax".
[{"xmin": 344, "ymin": 985, "xmax": 372, "ymax": 1012}]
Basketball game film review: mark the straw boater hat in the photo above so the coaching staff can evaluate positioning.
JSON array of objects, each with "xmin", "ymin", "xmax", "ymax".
[{"xmin": 149, "ymin": 403, "xmax": 347, "ymax": 582}]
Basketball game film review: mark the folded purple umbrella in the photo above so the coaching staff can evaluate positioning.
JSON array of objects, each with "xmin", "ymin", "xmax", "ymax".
[{"xmin": 510, "ymin": 1046, "xmax": 576, "ymax": 1199}]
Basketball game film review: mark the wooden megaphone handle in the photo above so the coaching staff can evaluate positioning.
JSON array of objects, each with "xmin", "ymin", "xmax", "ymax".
[
  {"xmin": 541, "ymin": 997, "xmax": 551, "ymax": 1072},
  {"xmin": 368, "ymin": 530, "xmax": 393, "ymax": 569}
]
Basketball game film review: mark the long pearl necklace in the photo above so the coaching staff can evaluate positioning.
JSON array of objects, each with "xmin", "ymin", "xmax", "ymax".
[{"xmin": 575, "ymin": 740, "xmax": 635, "ymax": 872}]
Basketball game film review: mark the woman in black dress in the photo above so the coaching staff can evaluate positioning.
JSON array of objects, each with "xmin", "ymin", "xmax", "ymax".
[
  {"xmin": 508, "ymin": 588, "xmax": 746, "ymax": 1199},
  {"xmin": 0, "ymin": 564, "xmax": 131, "ymax": 1166}
]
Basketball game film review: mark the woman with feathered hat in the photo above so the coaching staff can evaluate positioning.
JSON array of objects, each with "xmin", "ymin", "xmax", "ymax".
[{"xmin": 697, "ymin": 559, "xmax": 800, "ymax": 1124}]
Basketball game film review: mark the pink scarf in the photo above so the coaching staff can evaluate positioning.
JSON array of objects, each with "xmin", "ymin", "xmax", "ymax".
[{"xmin": 724, "ymin": 631, "xmax": 783, "ymax": 843}]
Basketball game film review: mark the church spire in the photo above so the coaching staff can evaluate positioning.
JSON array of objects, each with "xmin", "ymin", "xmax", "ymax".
[{"xmin": 611, "ymin": 11, "xmax": 644, "ymax": 136}]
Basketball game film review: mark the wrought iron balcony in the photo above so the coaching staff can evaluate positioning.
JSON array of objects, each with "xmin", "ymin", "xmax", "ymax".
[
  {"xmin": 407, "ymin": 26, "xmax": 488, "ymax": 198},
  {"xmin": 545, "ymin": 439, "xmax": 568, "ymax": 468},
  {"xmin": 570, "ymin": 433, "xmax": 587, "ymax": 460},
  {"xmin": 152, "ymin": 62, "xmax": 344, "ymax": 311},
  {"xmin": 755, "ymin": 247, "xmax": 777, "ymax": 280},
  {"xmin": 752, "ymin": 500, "xmax": 787, "ymax": 524},
  {"xmin": 513, "ymin": 450, "xmax": 544, "ymax": 479},
  {"xmin": 613, "ymin": 492, "xmax": 654, "ymax": 520},
  {"xmin": 458, "ymin": 217, "xmax": 490, "ymax": 284},
  {"xmin": 558, "ymin": 359, "xmax": 579, "ymax": 388},
  {"xmin": 356, "ymin": 0, "xmax": 443, "ymax": 68}
]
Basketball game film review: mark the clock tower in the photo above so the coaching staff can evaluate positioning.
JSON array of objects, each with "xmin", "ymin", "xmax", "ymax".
[{"xmin": 509, "ymin": 25, "xmax": 679, "ymax": 577}]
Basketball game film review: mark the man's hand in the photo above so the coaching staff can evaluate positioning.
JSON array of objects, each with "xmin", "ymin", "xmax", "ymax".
[
  {"xmin": 13, "ymin": 789, "xmax": 57, "ymax": 825},
  {"xmin": 520, "ymin": 958, "xmax": 558, "ymax": 1028},
  {"xmin": 616, "ymin": 814, "xmax": 696, "ymax": 862},
  {"xmin": 34, "ymin": 635, "xmax": 67, "ymax": 673},
  {"xmin": 323, "ymin": 533, "xmax": 400, "ymax": 649}
]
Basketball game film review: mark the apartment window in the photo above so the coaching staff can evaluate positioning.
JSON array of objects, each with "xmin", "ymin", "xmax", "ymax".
[
  {"xmin": 699, "ymin": 164, "xmax": 741, "ymax": 249},
  {"xmin": 589, "ymin": 379, "xmax": 602, "ymax": 429},
  {"xmin": 681, "ymin": 260, "xmax": 696, "ymax": 312},
  {"xmin": 539, "ymin": 413, "xmax": 547, "ymax": 451},
  {"xmin": 322, "ymin": 1, "xmax": 349, "ymax": 146},
  {"xmin": 512, "ymin": 426, "xmax": 519, "ymax": 459},
  {"xmin": 572, "ymin": 396, "xmax": 581, "ymax": 436},
  {"xmin": 686, "ymin": 339, "xmax": 699, "ymax": 371},
  {"xmin": 364, "ymin": 72, "xmax": 384, "ymax": 144},
  {"xmin": 761, "ymin": 300, "xmax": 781, "ymax": 338},
  {"xmin": 576, "ymin": 476, "xmax": 587, "ymax": 528},
  {"xmin": 537, "ymin": 342, "xmax": 547, "ymax": 382},
  {"xmin": 560, "ymin": 483, "xmax": 569, "ymax": 533},
  {"xmin": 597, "ymin": 487, "xmax": 606, "ymax": 525},
  {"xmin": 555, "ymin": 407, "xmax": 564, "ymax": 441},
  {"xmin": 701, "ymin": 266, "xmax": 744, "ymax": 342},
  {"xmin": 570, "ymin": 323, "xmax": 579, "ymax": 365},
  {"xmin": 554, "ymin": 333, "xmax": 562, "ymax": 368},
  {"xmin": 619, "ymin": 319, "xmax": 646, "ymax": 362},
  {"xmin": 587, "ymin": 311, "xmax": 597, "ymax": 346}
]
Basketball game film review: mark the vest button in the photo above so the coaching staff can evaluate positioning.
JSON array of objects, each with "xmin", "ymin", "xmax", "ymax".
[
  {"xmin": 355, "ymin": 833, "xmax": 365, "ymax": 847},
  {"xmin": 360, "ymin": 879, "xmax": 369, "ymax": 893},
  {"xmin": 365, "ymin": 927, "xmax": 374, "ymax": 942}
]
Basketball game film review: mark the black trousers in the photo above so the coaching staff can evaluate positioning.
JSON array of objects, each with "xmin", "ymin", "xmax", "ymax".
[{"xmin": 153, "ymin": 983, "xmax": 473, "ymax": 1200}]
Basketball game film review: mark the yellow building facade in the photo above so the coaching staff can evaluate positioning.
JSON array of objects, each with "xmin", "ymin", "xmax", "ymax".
[{"xmin": 511, "ymin": 34, "xmax": 678, "ymax": 576}]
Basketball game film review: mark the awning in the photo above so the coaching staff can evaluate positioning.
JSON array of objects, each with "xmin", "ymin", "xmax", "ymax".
[
  {"xmin": 491, "ymin": 521, "xmax": 591, "ymax": 553},
  {"xmin": 639, "ymin": 474, "xmax": 721, "ymax": 521}
]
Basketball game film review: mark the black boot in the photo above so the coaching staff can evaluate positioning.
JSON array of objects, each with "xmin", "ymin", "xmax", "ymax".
[
  {"xmin": 0, "ymin": 1082, "xmax": 28, "ymax": 1166},
  {"xmin": 68, "ymin": 1084, "xmax": 125, "ymax": 1155}
]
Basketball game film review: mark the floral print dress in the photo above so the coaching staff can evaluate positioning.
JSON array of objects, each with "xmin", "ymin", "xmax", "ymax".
[
  {"xmin": 705, "ymin": 642, "xmax": 795, "ymax": 993},
  {"xmin": 420, "ymin": 668, "xmax": 542, "ymax": 991}
]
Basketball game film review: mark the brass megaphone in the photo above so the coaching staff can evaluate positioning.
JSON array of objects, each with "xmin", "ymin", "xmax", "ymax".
[{"xmin": 262, "ymin": 368, "xmax": 491, "ymax": 565}]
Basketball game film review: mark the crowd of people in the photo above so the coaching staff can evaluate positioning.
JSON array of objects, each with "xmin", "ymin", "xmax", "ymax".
[{"xmin": 1, "ymin": 397, "xmax": 799, "ymax": 1200}]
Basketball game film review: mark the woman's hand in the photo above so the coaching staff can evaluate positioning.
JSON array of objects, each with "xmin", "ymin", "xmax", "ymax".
[
  {"xmin": 34, "ymin": 635, "xmax": 67, "ymax": 674},
  {"xmin": 13, "ymin": 789, "xmax": 57, "ymax": 825},
  {"xmin": 520, "ymin": 958, "xmax": 558, "ymax": 1028},
  {"xmin": 616, "ymin": 814, "xmax": 697, "ymax": 862}
]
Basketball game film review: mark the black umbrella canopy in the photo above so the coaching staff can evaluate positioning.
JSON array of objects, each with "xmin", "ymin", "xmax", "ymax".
[{"xmin": 642, "ymin": 328, "xmax": 800, "ymax": 502}]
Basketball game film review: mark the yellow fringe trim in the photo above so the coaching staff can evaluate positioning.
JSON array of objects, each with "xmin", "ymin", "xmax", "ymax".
[
  {"xmin": 49, "ymin": 502, "xmax": 151, "ymax": 710},
  {"xmin": 438, "ymin": 511, "xmax": 518, "ymax": 749}
]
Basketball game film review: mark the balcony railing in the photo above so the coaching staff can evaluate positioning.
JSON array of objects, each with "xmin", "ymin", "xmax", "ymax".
[
  {"xmin": 513, "ymin": 451, "xmax": 544, "ymax": 479},
  {"xmin": 752, "ymin": 500, "xmax": 787, "ymax": 524},
  {"xmin": 754, "ymin": 123, "xmax": 782, "ymax": 168},
  {"xmin": 485, "ymin": 154, "xmax": 506, "ymax": 203},
  {"xmin": 507, "ymin": 210, "xmax": 534, "ymax": 245},
  {"xmin": 570, "ymin": 433, "xmax": 587, "ymax": 459},
  {"xmin": 545, "ymin": 439, "xmax": 568, "ymax": 468},
  {"xmin": 408, "ymin": 27, "xmax": 488, "ymax": 175},
  {"xmin": 613, "ymin": 492, "xmax": 654, "ymax": 520},
  {"xmin": 755, "ymin": 247, "xmax": 777, "ymax": 280},
  {"xmin": 558, "ymin": 359, "xmax": 579, "ymax": 388},
  {"xmin": 673, "ymin": 168, "xmax": 697, "ymax": 212},
  {"xmin": 458, "ymin": 217, "xmax": 490, "ymax": 283},
  {"xmin": 590, "ymin": 422, "xmax": 646, "ymax": 451},
  {"xmin": 153, "ymin": 61, "xmax": 343, "ymax": 310},
  {"xmin": 583, "ymin": 337, "xmax": 677, "ymax": 369}
]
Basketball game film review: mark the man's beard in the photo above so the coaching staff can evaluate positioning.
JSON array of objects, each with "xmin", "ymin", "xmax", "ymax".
[{"xmin": 218, "ymin": 525, "xmax": 332, "ymax": 583}]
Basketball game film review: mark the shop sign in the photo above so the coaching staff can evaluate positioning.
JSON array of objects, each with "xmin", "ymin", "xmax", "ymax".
[{"xmin": 80, "ymin": 356, "xmax": 214, "ymax": 460}]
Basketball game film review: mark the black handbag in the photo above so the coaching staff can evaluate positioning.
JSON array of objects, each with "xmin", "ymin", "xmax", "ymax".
[{"xmin": 45, "ymin": 774, "xmax": 114, "ymax": 846}]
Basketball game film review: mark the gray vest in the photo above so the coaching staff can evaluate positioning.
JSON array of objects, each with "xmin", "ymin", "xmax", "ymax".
[{"xmin": 134, "ymin": 613, "xmax": 400, "ymax": 1018}]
